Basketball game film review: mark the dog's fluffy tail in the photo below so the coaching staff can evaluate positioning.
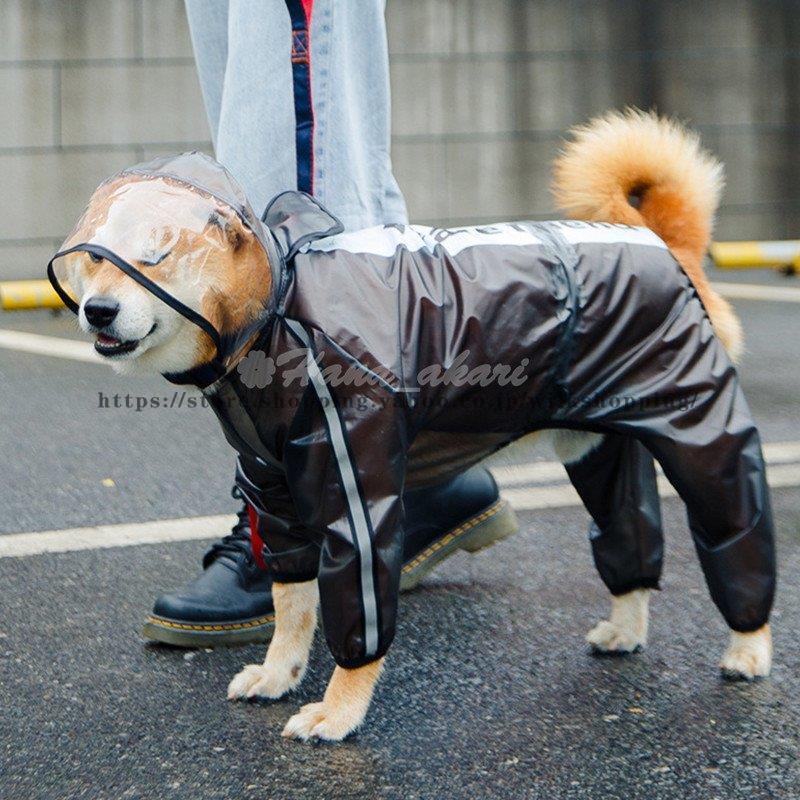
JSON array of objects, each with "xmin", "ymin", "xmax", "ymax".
[{"xmin": 552, "ymin": 108, "xmax": 742, "ymax": 361}]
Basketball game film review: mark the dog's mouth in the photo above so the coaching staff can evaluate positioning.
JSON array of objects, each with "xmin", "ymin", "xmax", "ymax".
[{"xmin": 94, "ymin": 323, "xmax": 157, "ymax": 357}]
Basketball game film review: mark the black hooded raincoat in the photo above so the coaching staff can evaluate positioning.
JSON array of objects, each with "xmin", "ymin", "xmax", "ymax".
[{"xmin": 49, "ymin": 154, "xmax": 776, "ymax": 669}]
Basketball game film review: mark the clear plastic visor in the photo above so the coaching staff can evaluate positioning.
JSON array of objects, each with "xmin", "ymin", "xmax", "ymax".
[{"xmin": 50, "ymin": 176, "xmax": 234, "ymax": 313}]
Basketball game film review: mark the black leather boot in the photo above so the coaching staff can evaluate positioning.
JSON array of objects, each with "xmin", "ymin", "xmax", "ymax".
[{"xmin": 143, "ymin": 466, "xmax": 517, "ymax": 647}]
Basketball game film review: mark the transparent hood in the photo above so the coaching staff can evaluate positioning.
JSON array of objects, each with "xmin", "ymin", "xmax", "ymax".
[{"xmin": 47, "ymin": 152, "xmax": 282, "ymax": 363}]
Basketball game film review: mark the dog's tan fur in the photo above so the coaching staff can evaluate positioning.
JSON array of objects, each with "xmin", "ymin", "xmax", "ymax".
[
  {"xmin": 64, "ymin": 175, "xmax": 272, "ymax": 374},
  {"xmin": 227, "ymin": 580, "xmax": 318, "ymax": 701},
  {"xmin": 282, "ymin": 658, "xmax": 386, "ymax": 741},
  {"xmin": 64, "ymin": 110, "xmax": 771, "ymax": 742},
  {"xmin": 586, "ymin": 588, "xmax": 650, "ymax": 654}
]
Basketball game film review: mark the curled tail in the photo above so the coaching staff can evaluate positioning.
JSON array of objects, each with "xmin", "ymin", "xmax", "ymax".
[{"xmin": 552, "ymin": 108, "xmax": 742, "ymax": 361}]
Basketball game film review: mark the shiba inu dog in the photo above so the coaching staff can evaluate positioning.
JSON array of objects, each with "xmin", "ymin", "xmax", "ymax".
[{"xmin": 49, "ymin": 111, "xmax": 774, "ymax": 742}]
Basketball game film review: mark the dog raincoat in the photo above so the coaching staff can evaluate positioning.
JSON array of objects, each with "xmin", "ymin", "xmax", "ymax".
[{"xmin": 48, "ymin": 154, "xmax": 776, "ymax": 669}]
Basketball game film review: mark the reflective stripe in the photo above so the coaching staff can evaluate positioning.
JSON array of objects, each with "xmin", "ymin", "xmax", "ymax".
[
  {"xmin": 305, "ymin": 220, "xmax": 667, "ymax": 259},
  {"xmin": 284, "ymin": 319, "xmax": 380, "ymax": 657},
  {"xmin": 551, "ymin": 220, "xmax": 668, "ymax": 249}
]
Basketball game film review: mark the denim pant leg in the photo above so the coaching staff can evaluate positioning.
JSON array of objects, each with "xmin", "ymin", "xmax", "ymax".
[
  {"xmin": 184, "ymin": 0, "xmax": 407, "ymax": 229},
  {"xmin": 308, "ymin": 0, "xmax": 408, "ymax": 228}
]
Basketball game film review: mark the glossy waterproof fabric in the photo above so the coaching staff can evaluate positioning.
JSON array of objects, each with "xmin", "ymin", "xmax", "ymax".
[{"xmin": 203, "ymin": 193, "xmax": 775, "ymax": 668}]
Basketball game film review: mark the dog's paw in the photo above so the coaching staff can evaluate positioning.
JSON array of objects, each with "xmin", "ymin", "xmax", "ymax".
[
  {"xmin": 281, "ymin": 701, "xmax": 362, "ymax": 742},
  {"xmin": 227, "ymin": 662, "xmax": 304, "ymax": 701},
  {"xmin": 586, "ymin": 619, "xmax": 644, "ymax": 654},
  {"xmin": 587, "ymin": 589, "xmax": 649, "ymax": 655},
  {"xmin": 720, "ymin": 626, "xmax": 772, "ymax": 681}
]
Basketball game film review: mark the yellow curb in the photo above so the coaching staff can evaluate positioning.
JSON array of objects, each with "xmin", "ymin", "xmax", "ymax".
[
  {"xmin": 710, "ymin": 241, "xmax": 800, "ymax": 270},
  {"xmin": 0, "ymin": 280, "xmax": 64, "ymax": 310}
]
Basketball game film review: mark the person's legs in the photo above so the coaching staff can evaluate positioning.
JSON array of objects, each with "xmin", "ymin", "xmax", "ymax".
[
  {"xmin": 183, "ymin": 0, "xmax": 230, "ymax": 146},
  {"xmin": 145, "ymin": 0, "xmax": 296, "ymax": 648},
  {"xmin": 209, "ymin": 0, "xmax": 407, "ymax": 227},
  {"xmin": 307, "ymin": 0, "xmax": 408, "ymax": 227},
  {"xmin": 213, "ymin": 0, "xmax": 297, "ymax": 210},
  {"xmin": 145, "ymin": 0, "xmax": 515, "ymax": 647}
]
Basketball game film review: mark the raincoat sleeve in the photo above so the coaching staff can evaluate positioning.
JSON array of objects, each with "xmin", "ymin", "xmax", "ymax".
[
  {"xmin": 282, "ymin": 323, "xmax": 408, "ymax": 669},
  {"xmin": 234, "ymin": 455, "xmax": 321, "ymax": 583}
]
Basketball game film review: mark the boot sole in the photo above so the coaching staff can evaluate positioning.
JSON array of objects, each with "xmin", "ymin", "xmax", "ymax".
[
  {"xmin": 142, "ymin": 612, "xmax": 276, "ymax": 649},
  {"xmin": 142, "ymin": 497, "xmax": 519, "ymax": 648},
  {"xmin": 399, "ymin": 498, "xmax": 519, "ymax": 591}
]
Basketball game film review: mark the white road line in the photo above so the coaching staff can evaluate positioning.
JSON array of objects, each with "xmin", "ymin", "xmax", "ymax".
[
  {"xmin": 3, "ymin": 459, "xmax": 800, "ymax": 558},
  {"xmin": 0, "ymin": 281, "xmax": 796, "ymax": 365},
  {"xmin": 0, "ymin": 515, "xmax": 236, "ymax": 559},
  {"xmin": 712, "ymin": 281, "xmax": 800, "ymax": 304},
  {"xmin": 490, "ymin": 461, "xmax": 568, "ymax": 485},
  {"xmin": 491, "ymin": 440, "xmax": 800, "ymax": 487},
  {"xmin": 0, "ymin": 328, "xmax": 99, "ymax": 363},
  {"xmin": 762, "ymin": 441, "xmax": 800, "ymax": 463},
  {"xmin": 505, "ymin": 461, "xmax": 800, "ymax": 510}
]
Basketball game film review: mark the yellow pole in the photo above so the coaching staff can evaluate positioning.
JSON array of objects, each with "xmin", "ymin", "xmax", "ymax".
[
  {"xmin": 710, "ymin": 241, "xmax": 800, "ymax": 270},
  {"xmin": 0, "ymin": 280, "xmax": 65, "ymax": 310}
]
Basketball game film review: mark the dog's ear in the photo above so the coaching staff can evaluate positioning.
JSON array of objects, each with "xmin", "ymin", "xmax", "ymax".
[{"xmin": 207, "ymin": 209, "xmax": 244, "ymax": 252}]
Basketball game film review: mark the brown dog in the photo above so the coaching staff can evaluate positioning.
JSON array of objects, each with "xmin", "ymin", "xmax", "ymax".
[{"xmin": 52, "ymin": 111, "xmax": 770, "ymax": 742}]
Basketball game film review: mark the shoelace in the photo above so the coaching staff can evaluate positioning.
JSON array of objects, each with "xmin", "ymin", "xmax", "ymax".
[{"xmin": 203, "ymin": 486, "xmax": 254, "ymax": 567}]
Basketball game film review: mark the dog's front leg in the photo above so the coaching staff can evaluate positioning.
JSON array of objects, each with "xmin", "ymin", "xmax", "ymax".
[
  {"xmin": 227, "ymin": 580, "xmax": 318, "ymax": 701},
  {"xmin": 281, "ymin": 657, "xmax": 385, "ymax": 742}
]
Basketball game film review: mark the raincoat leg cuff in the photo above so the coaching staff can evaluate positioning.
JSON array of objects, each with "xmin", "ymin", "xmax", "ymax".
[
  {"xmin": 328, "ymin": 637, "xmax": 392, "ymax": 669},
  {"xmin": 261, "ymin": 543, "xmax": 321, "ymax": 583},
  {"xmin": 608, "ymin": 577, "xmax": 661, "ymax": 596},
  {"xmin": 331, "ymin": 652, "xmax": 388, "ymax": 670},
  {"xmin": 728, "ymin": 618, "xmax": 772, "ymax": 634},
  {"xmin": 268, "ymin": 568, "xmax": 320, "ymax": 583}
]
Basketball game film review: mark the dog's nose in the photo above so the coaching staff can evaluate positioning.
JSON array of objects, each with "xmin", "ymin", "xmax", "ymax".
[{"xmin": 84, "ymin": 296, "xmax": 120, "ymax": 328}]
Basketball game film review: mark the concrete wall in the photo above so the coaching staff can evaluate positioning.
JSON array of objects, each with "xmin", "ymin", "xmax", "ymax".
[{"xmin": 1, "ymin": 0, "xmax": 799, "ymax": 279}]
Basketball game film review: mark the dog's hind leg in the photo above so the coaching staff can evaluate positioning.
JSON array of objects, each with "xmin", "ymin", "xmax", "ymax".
[
  {"xmin": 619, "ymin": 345, "xmax": 776, "ymax": 679},
  {"xmin": 720, "ymin": 625, "xmax": 772, "ymax": 680},
  {"xmin": 227, "ymin": 580, "xmax": 318, "ymax": 701},
  {"xmin": 558, "ymin": 433, "xmax": 664, "ymax": 654},
  {"xmin": 586, "ymin": 589, "xmax": 650, "ymax": 653},
  {"xmin": 642, "ymin": 421, "xmax": 775, "ymax": 680}
]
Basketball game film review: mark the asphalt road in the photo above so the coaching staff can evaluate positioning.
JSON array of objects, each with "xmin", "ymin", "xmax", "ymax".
[{"xmin": 1, "ymin": 268, "xmax": 799, "ymax": 799}]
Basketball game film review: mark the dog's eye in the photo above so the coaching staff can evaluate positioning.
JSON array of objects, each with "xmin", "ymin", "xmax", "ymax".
[
  {"xmin": 139, "ymin": 250, "xmax": 170, "ymax": 267},
  {"xmin": 87, "ymin": 252, "xmax": 104, "ymax": 264}
]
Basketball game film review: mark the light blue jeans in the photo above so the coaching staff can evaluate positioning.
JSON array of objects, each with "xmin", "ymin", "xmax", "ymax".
[{"xmin": 184, "ymin": 0, "xmax": 408, "ymax": 231}]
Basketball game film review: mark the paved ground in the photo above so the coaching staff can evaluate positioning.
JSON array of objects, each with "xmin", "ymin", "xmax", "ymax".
[{"xmin": 1, "ymin": 268, "xmax": 799, "ymax": 799}]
